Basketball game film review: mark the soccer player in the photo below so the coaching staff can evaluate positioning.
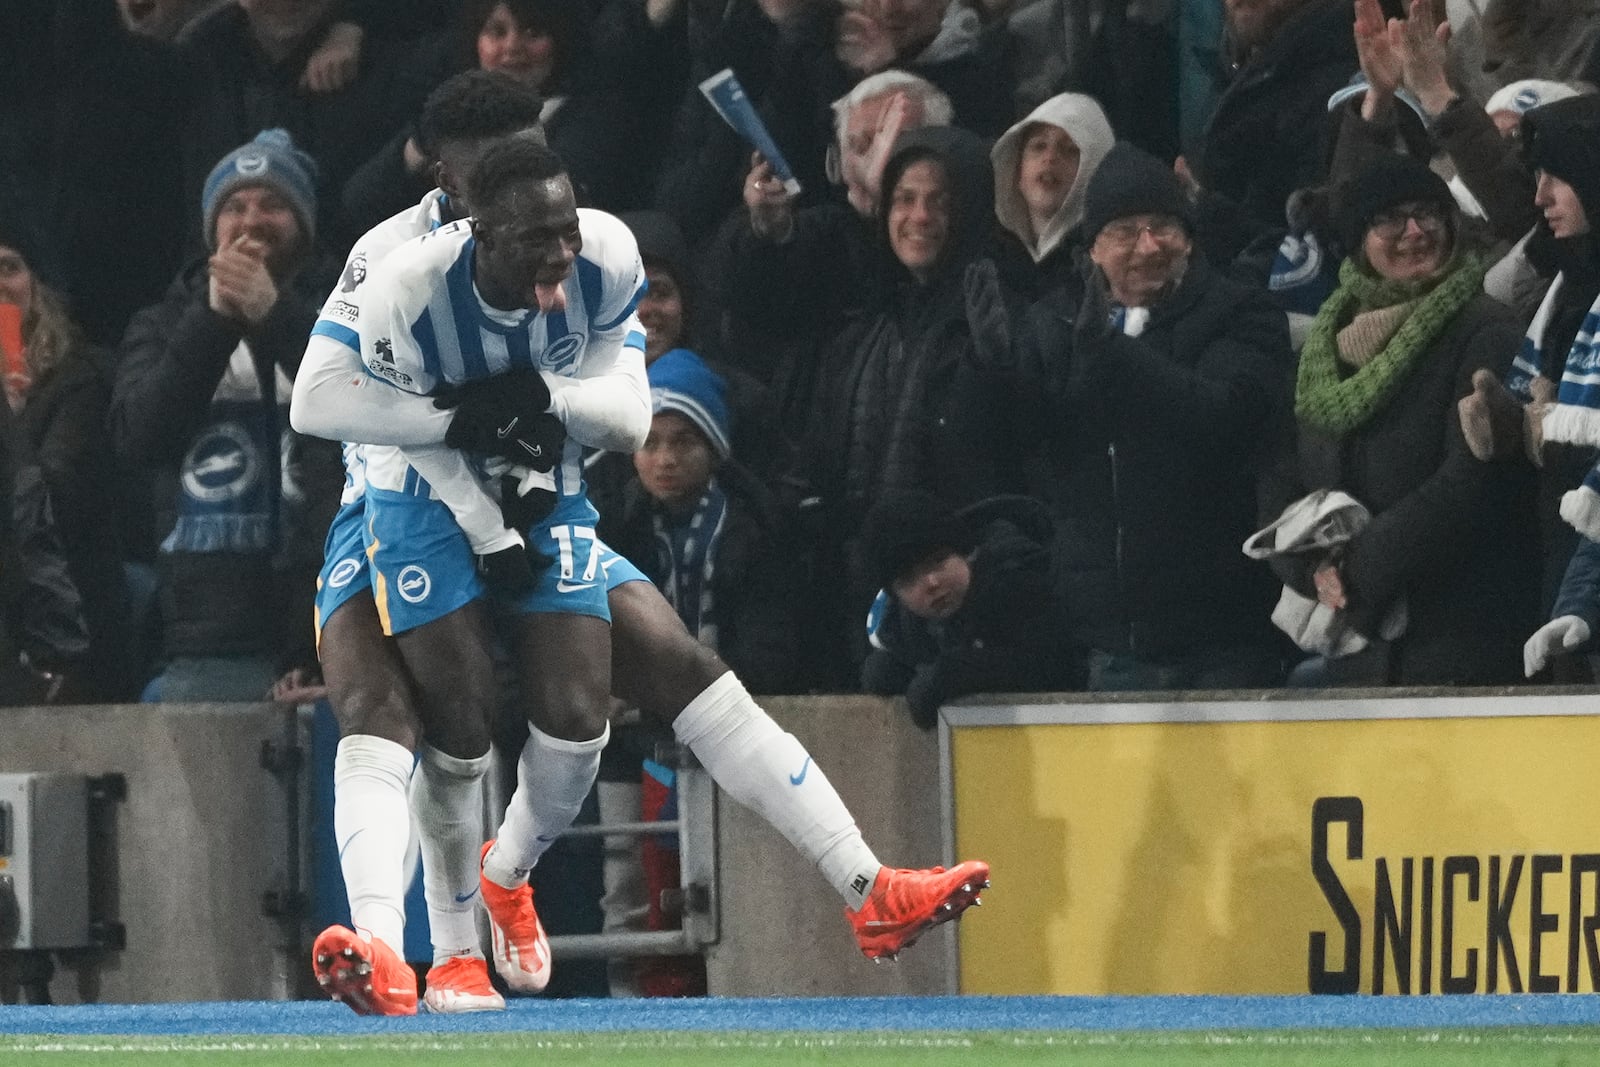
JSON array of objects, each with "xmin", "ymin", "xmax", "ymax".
[
  {"xmin": 295, "ymin": 71, "xmax": 552, "ymax": 1016},
  {"xmin": 294, "ymin": 134, "xmax": 990, "ymax": 1019}
]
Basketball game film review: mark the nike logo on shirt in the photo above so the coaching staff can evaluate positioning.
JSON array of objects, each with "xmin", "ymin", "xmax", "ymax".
[{"xmin": 789, "ymin": 757, "xmax": 812, "ymax": 786}]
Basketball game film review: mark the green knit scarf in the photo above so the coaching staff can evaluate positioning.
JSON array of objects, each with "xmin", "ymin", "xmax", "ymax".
[{"xmin": 1295, "ymin": 253, "xmax": 1486, "ymax": 437}]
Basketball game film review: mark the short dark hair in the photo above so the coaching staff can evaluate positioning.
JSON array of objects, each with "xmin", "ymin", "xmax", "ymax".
[
  {"xmin": 416, "ymin": 70, "xmax": 545, "ymax": 159},
  {"xmin": 466, "ymin": 133, "xmax": 569, "ymax": 211}
]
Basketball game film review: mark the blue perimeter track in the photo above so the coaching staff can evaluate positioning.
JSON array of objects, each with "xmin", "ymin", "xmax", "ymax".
[{"xmin": 2, "ymin": 996, "xmax": 1599, "ymax": 1037}]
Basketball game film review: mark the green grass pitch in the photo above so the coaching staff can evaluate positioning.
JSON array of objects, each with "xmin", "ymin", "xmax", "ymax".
[{"xmin": 3, "ymin": 1029, "xmax": 1600, "ymax": 1065}]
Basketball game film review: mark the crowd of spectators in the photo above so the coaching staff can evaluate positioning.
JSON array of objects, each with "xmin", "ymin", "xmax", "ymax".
[{"xmin": 3, "ymin": 0, "xmax": 1600, "ymax": 715}]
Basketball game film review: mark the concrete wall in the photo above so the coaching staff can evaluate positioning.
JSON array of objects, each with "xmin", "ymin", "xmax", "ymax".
[
  {"xmin": 0, "ymin": 695, "xmax": 952, "ymax": 1003},
  {"xmin": 0, "ymin": 702, "xmax": 299, "ymax": 1004},
  {"xmin": 704, "ymin": 695, "xmax": 957, "ymax": 997}
]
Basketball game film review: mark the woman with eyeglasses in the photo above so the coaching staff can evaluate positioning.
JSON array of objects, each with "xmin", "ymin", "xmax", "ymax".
[{"xmin": 1264, "ymin": 152, "xmax": 1538, "ymax": 687}]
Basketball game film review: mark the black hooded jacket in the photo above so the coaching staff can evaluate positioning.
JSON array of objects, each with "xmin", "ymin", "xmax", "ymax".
[{"xmin": 800, "ymin": 127, "xmax": 1019, "ymax": 531}]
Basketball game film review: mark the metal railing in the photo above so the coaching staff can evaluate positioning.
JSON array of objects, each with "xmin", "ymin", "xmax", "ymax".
[{"xmin": 545, "ymin": 748, "xmax": 719, "ymax": 960}]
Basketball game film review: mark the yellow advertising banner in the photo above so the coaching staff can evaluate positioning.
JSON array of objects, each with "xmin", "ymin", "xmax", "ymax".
[{"xmin": 947, "ymin": 696, "xmax": 1600, "ymax": 995}]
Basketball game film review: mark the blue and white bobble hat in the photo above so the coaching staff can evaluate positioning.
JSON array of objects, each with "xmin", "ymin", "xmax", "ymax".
[
  {"xmin": 201, "ymin": 128, "xmax": 319, "ymax": 248},
  {"xmin": 647, "ymin": 348, "xmax": 732, "ymax": 459}
]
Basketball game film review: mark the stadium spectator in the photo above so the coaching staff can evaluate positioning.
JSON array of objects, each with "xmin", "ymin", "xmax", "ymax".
[
  {"xmin": 0, "ymin": 208, "xmax": 135, "ymax": 701},
  {"xmin": 1266, "ymin": 152, "xmax": 1535, "ymax": 686},
  {"xmin": 1185, "ymin": 0, "xmax": 1359, "ymax": 267},
  {"xmin": 726, "ymin": 72, "xmax": 953, "ymax": 428},
  {"xmin": 150, "ymin": 0, "xmax": 432, "ymax": 254},
  {"xmin": 989, "ymin": 92, "xmax": 1115, "ymax": 300},
  {"xmin": 1346, "ymin": 0, "xmax": 1549, "ymax": 244},
  {"xmin": 110, "ymin": 130, "xmax": 342, "ymax": 703},
  {"xmin": 343, "ymin": 0, "xmax": 645, "ymax": 232},
  {"xmin": 1458, "ymin": 95, "xmax": 1600, "ymax": 616},
  {"xmin": 787, "ymin": 126, "xmax": 1019, "ymax": 674},
  {"xmin": 0, "ymin": 397, "xmax": 88, "ymax": 706},
  {"xmin": 969, "ymin": 142, "xmax": 1290, "ymax": 690},
  {"xmin": 605, "ymin": 348, "xmax": 802, "ymax": 696},
  {"xmin": 860, "ymin": 491, "xmax": 1074, "ymax": 727}
]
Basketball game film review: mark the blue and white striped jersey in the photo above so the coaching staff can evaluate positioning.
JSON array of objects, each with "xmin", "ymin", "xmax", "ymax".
[
  {"xmin": 309, "ymin": 189, "xmax": 450, "ymax": 502},
  {"xmin": 354, "ymin": 208, "xmax": 649, "ymax": 498}
]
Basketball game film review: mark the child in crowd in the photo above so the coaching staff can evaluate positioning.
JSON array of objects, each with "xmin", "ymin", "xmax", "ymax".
[
  {"xmin": 860, "ymin": 491, "xmax": 1075, "ymax": 728},
  {"xmin": 595, "ymin": 346, "xmax": 802, "ymax": 995},
  {"xmin": 605, "ymin": 348, "xmax": 800, "ymax": 695}
]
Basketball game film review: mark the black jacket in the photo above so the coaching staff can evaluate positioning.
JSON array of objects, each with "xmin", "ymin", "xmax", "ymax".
[
  {"xmin": 601, "ymin": 461, "xmax": 803, "ymax": 696},
  {"xmin": 1193, "ymin": 0, "xmax": 1358, "ymax": 266},
  {"xmin": 802, "ymin": 127, "xmax": 1020, "ymax": 527},
  {"xmin": 0, "ymin": 400, "xmax": 88, "ymax": 701},
  {"xmin": 110, "ymin": 256, "xmax": 342, "ymax": 666},
  {"xmin": 14, "ymin": 345, "xmax": 135, "ymax": 698},
  {"xmin": 1002, "ymin": 256, "xmax": 1292, "ymax": 660},
  {"xmin": 1262, "ymin": 292, "xmax": 1538, "ymax": 685},
  {"xmin": 862, "ymin": 495, "xmax": 1076, "ymax": 726}
]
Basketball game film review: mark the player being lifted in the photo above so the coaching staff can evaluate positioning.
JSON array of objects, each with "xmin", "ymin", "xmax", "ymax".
[{"xmin": 293, "ymin": 111, "xmax": 989, "ymax": 1018}]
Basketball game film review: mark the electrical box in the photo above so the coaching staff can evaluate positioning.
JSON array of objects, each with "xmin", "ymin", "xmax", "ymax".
[{"xmin": 0, "ymin": 773, "xmax": 90, "ymax": 949}]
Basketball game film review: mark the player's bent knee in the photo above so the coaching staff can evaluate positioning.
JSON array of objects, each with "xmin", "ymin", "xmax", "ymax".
[
  {"xmin": 532, "ymin": 686, "xmax": 611, "ymax": 743},
  {"xmin": 422, "ymin": 713, "xmax": 494, "ymax": 762},
  {"xmin": 329, "ymin": 685, "xmax": 418, "ymax": 750}
]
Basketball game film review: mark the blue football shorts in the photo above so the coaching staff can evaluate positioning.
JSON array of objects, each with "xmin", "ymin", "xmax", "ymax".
[
  {"xmin": 314, "ymin": 497, "xmax": 373, "ymax": 648},
  {"xmin": 363, "ymin": 486, "xmax": 636, "ymax": 636}
]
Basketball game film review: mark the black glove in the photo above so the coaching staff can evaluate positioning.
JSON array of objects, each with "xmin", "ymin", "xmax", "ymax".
[
  {"xmin": 962, "ymin": 259, "xmax": 1012, "ymax": 369},
  {"xmin": 1072, "ymin": 257, "xmax": 1116, "ymax": 349},
  {"xmin": 477, "ymin": 544, "xmax": 539, "ymax": 596},
  {"xmin": 499, "ymin": 475, "xmax": 558, "ymax": 535},
  {"xmin": 435, "ymin": 369, "xmax": 563, "ymax": 470}
]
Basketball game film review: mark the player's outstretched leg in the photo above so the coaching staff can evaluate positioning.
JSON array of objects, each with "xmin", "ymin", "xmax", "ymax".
[
  {"xmin": 845, "ymin": 862, "xmax": 991, "ymax": 961},
  {"xmin": 609, "ymin": 582, "xmax": 991, "ymax": 961},
  {"xmin": 311, "ymin": 924, "xmax": 418, "ymax": 1016}
]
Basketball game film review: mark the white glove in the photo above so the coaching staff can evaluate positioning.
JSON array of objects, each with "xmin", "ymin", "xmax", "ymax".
[{"xmin": 1523, "ymin": 615, "xmax": 1592, "ymax": 677}]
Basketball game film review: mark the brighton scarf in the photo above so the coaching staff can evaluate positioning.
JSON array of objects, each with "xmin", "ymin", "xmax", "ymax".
[
  {"xmin": 1296, "ymin": 254, "xmax": 1486, "ymax": 437},
  {"xmin": 652, "ymin": 481, "xmax": 728, "ymax": 648},
  {"xmin": 1505, "ymin": 272, "xmax": 1600, "ymax": 539}
]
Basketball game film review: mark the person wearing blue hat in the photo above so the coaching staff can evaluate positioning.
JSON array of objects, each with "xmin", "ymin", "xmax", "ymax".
[
  {"xmin": 606, "ymin": 348, "xmax": 793, "ymax": 690},
  {"xmin": 109, "ymin": 129, "xmax": 342, "ymax": 706}
]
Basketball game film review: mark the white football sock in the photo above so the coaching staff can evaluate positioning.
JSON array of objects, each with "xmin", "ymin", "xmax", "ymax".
[
  {"xmin": 672, "ymin": 672, "xmax": 882, "ymax": 909},
  {"xmin": 411, "ymin": 743, "xmax": 491, "ymax": 965},
  {"xmin": 333, "ymin": 734, "xmax": 415, "ymax": 950},
  {"xmin": 483, "ymin": 722, "xmax": 609, "ymax": 889}
]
